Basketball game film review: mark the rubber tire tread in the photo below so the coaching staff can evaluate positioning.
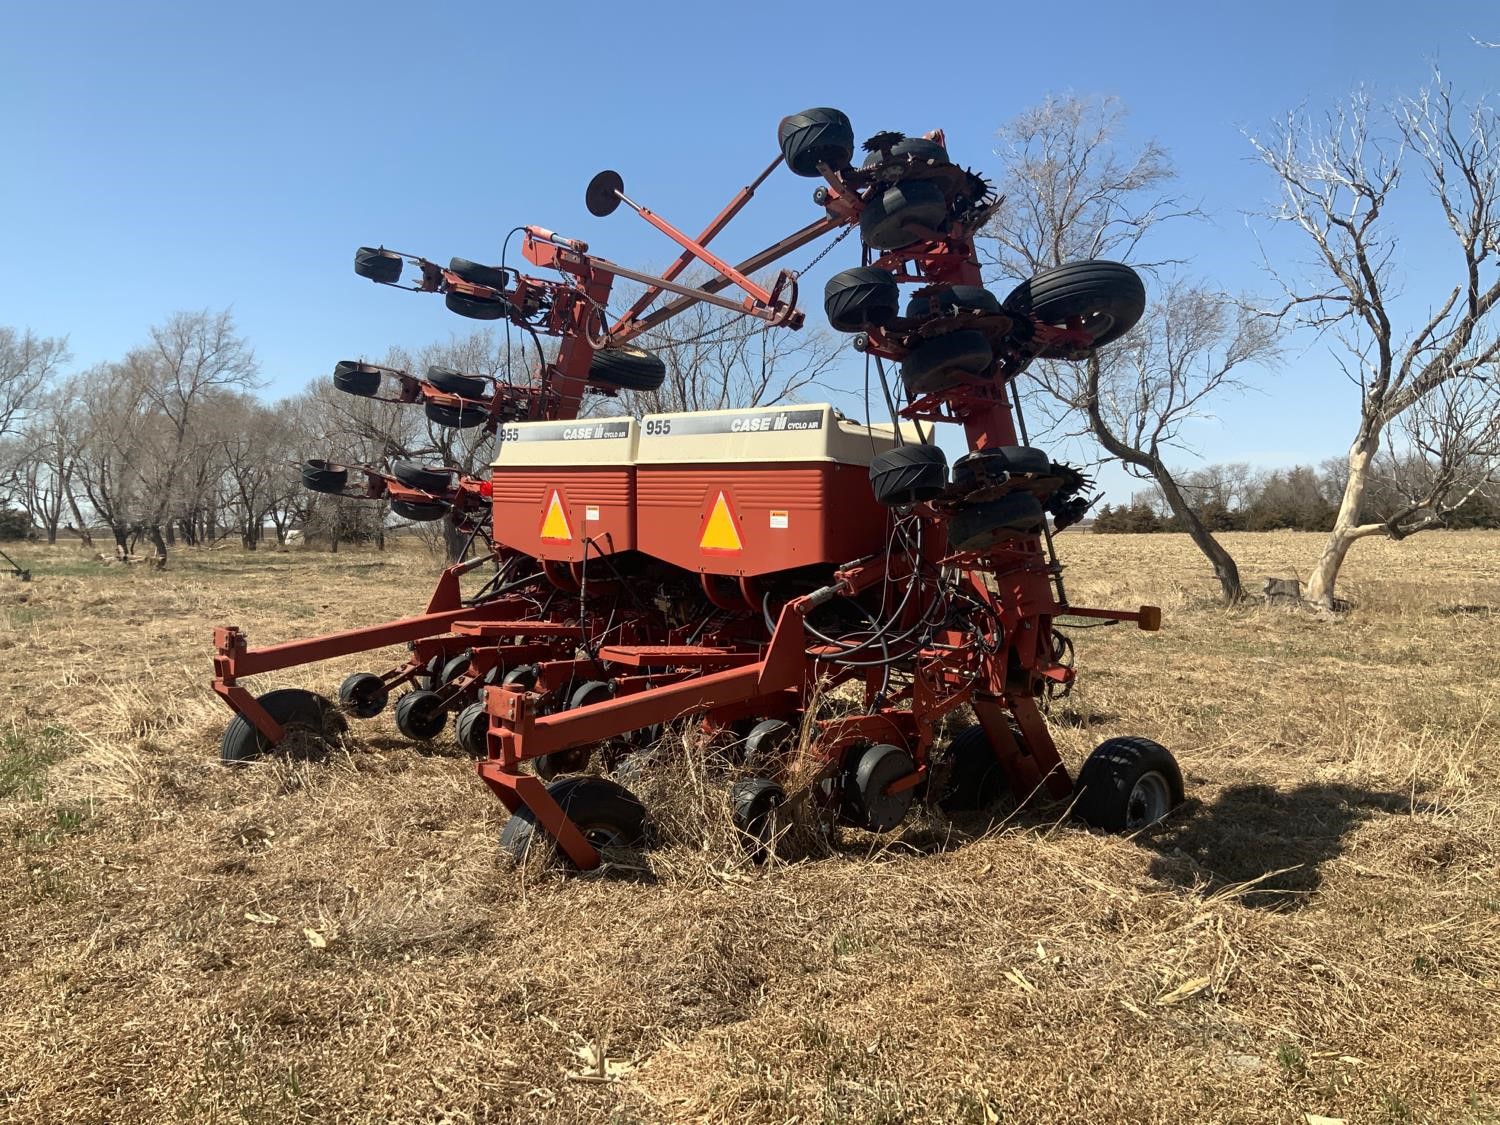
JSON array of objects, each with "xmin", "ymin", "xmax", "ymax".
[
  {"xmin": 900, "ymin": 330, "xmax": 993, "ymax": 396},
  {"xmin": 950, "ymin": 446, "xmax": 1051, "ymax": 490},
  {"xmin": 425, "ymin": 366, "xmax": 489, "ymax": 399},
  {"xmin": 332, "ymin": 360, "xmax": 381, "ymax": 397},
  {"xmin": 498, "ymin": 776, "xmax": 648, "ymax": 864},
  {"xmin": 337, "ymin": 673, "xmax": 388, "ymax": 719},
  {"xmin": 588, "ymin": 346, "xmax": 666, "ymax": 391},
  {"xmin": 1002, "ymin": 260, "xmax": 1146, "ymax": 349},
  {"xmin": 905, "ymin": 285, "xmax": 1002, "ymax": 320},
  {"xmin": 220, "ymin": 689, "xmax": 344, "ymax": 766},
  {"xmin": 860, "ymin": 180, "xmax": 948, "ymax": 250},
  {"xmin": 391, "ymin": 499, "xmax": 448, "ymax": 522},
  {"xmin": 354, "ymin": 247, "xmax": 402, "ymax": 284},
  {"xmin": 424, "ymin": 400, "xmax": 488, "ymax": 428},
  {"xmin": 937, "ymin": 723, "xmax": 1015, "ymax": 813},
  {"xmin": 445, "ymin": 291, "xmax": 508, "ymax": 321},
  {"xmin": 448, "ymin": 257, "xmax": 510, "ymax": 289},
  {"xmin": 778, "ymin": 107, "xmax": 855, "ymax": 177},
  {"xmin": 391, "ymin": 460, "xmax": 452, "ymax": 493},
  {"xmin": 301, "ymin": 459, "xmax": 348, "ymax": 494},
  {"xmin": 869, "ymin": 444, "xmax": 948, "ymax": 506},
  {"xmin": 946, "ymin": 492, "xmax": 1046, "ymax": 553},
  {"xmin": 824, "ymin": 267, "xmax": 899, "ymax": 332},
  {"xmin": 1072, "ymin": 736, "xmax": 1184, "ymax": 832},
  {"xmin": 394, "ymin": 690, "xmax": 447, "ymax": 740}
]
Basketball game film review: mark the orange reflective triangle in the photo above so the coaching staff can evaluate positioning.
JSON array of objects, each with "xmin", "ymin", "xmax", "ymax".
[
  {"xmin": 539, "ymin": 489, "xmax": 572, "ymax": 541},
  {"xmin": 699, "ymin": 490, "xmax": 742, "ymax": 553}
]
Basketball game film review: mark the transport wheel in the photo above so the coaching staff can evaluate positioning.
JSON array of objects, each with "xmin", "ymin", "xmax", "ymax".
[
  {"xmin": 900, "ymin": 330, "xmax": 994, "ymax": 396},
  {"xmin": 869, "ymin": 444, "xmax": 948, "ymax": 506},
  {"xmin": 861, "ymin": 136, "xmax": 949, "ymax": 171},
  {"xmin": 455, "ymin": 701, "xmax": 489, "ymax": 757},
  {"xmin": 425, "ymin": 365, "xmax": 489, "ymax": 400},
  {"xmin": 860, "ymin": 181, "xmax": 948, "ymax": 250},
  {"xmin": 300, "ymin": 459, "xmax": 348, "ymax": 494},
  {"xmin": 823, "ymin": 267, "xmax": 900, "ymax": 332},
  {"xmin": 354, "ymin": 246, "xmax": 402, "ymax": 284},
  {"xmin": 934, "ymin": 723, "xmax": 1021, "ymax": 813},
  {"xmin": 588, "ymin": 345, "xmax": 667, "ymax": 391},
  {"xmin": 391, "ymin": 499, "xmax": 448, "ymax": 522},
  {"xmin": 332, "ymin": 360, "xmax": 382, "ymax": 397},
  {"xmin": 391, "ymin": 459, "xmax": 453, "ymax": 493},
  {"xmin": 730, "ymin": 778, "xmax": 786, "ymax": 864},
  {"xmin": 220, "ymin": 688, "xmax": 345, "ymax": 766},
  {"xmin": 1072, "ymin": 736, "xmax": 1183, "ymax": 832},
  {"xmin": 1003, "ymin": 260, "xmax": 1146, "ymax": 353},
  {"xmin": 950, "ymin": 446, "xmax": 1052, "ymax": 491},
  {"xmin": 394, "ymin": 690, "xmax": 448, "ymax": 741},
  {"xmin": 337, "ymin": 672, "xmax": 388, "ymax": 719},
  {"xmin": 744, "ymin": 718, "xmax": 796, "ymax": 771},
  {"xmin": 445, "ymin": 291, "xmax": 509, "ymax": 321},
  {"xmin": 946, "ymin": 493, "xmax": 1046, "ymax": 553},
  {"xmin": 424, "ymin": 400, "xmax": 488, "ymax": 428},
  {"xmin": 499, "ymin": 776, "xmax": 648, "ymax": 865},
  {"xmin": 778, "ymin": 107, "xmax": 855, "ymax": 177},
  {"xmin": 439, "ymin": 650, "xmax": 473, "ymax": 687},
  {"xmin": 448, "ymin": 256, "xmax": 510, "ymax": 290},
  {"xmin": 905, "ymin": 284, "xmax": 1002, "ymax": 321},
  {"xmin": 842, "ymin": 743, "xmax": 917, "ymax": 832}
]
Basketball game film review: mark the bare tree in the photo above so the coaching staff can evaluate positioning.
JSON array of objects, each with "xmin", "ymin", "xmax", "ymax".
[
  {"xmin": 987, "ymin": 93, "xmax": 1274, "ymax": 602},
  {"xmin": 1250, "ymin": 76, "xmax": 1500, "ymax": 606},
  {"xmin": 75, "ymin": 363, "xmax": 152, "ymax": 558},
  {"xmin": 0, "ymin": 327, "xmax": 69, "ymax": 441}
]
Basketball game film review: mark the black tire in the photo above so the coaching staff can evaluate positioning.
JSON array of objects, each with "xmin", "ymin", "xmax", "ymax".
[
  {"xmin": 1072, "ymin": 736, "xmax": 1184, "ymax": 832},
  {"xmin": 946, "ymin": 493, "xmax": 1046, "ymax": 553},
  {"xmin": 744, "ymin": 718, "xmax": 795, "ymax": 771},
  {"xmin": 905, "ymin": 285, "xmax": 1002, "ymax": 321},
  {"xmin": 730, "ymin": 778, "xmax": 786, "ymax": 864},
  {"xmin": 588, "ymin": 346, "xmax": 666, "ymax": 392},
  {"xmin": 869, "ymin": 444, "xmax": 947, "ymax": 506},
  {"xmin": 503, "ymin": 665, "xmax": 539, "ymax": 692},
  {"xmin": 439, "ymin": 650, "xmax": 473, "ymax": 687},
  {"xmin": 534, "ymin": 745, "xmax": 592, "ymax": 781},
  {"xmin": 499, "ymin": 776, "xmax": 648, "ymax": 864},
  {"xmin": 455, "ymin": 701, "xmax": 489, "ymax": 758},
  {"xmin": 862, "ymin": 136, "xmax": 949, "ymax": 170},
  {"xmin": 860, "ymin": 180, "xmax": 948, "ymax": 250},
  {"xmin": 950, "ymin": 446, "xmax": 1051, "ymax": 491},
  {"xmin": 337, "ymin": 672, "xmax": 388, "ymax": 719},
  {"xmin": 220, "ymin": 688, "xmax": 345, "ymax": 766},
  {"xmin": 426, "ymin": 365, "xmax": 489, "ymax": 400},
  {"xmin": 394, "ymin": 690, "xmax": 448, "ymax": 741},
  {"xmin": 778, "ymin": 107, "xmax": 855, "ymax": 177},
  {"xmin": 391, "ymin": 459, "xmax": 453, "ymax": 494},
  {"xmin": 569, "ymin": 680, "xmax": 613, "ymax": 710},
  {"xmin": 1003, "ymin": 260, "xmax": 1146, "ymax": 351},
  {"xmin": 354, "ymin": 246, "xmax": 402, "ymax": 284},
  {"xmin": 935, "ymin": 723, "xmax": 1019, "ymax": 813},
  {"xmin": 332, "ymin": 360, "xmax": 382, "ymax": 397},
  {"xmin": 391, "ymin": 499, "xmax": 448, "ymax": 522},
  {"xmin": 842, "ymin": 743, "xmax": 917, "ymax": 832},
  {"xmin": 300, "ymin": 459, "xmax": 348, "ymax": 495},
  {"xmin": 418, "ymin": 654, "xmax": 445, "ymax": 691},
  {"xmin": 424, "ymin": 400, "xmax": 488, "ymax": 429},
  {"xmin": 900, "ymin": 330, "xmax": 993, "ymax": 396},
  {"xmin": 445, "ymin": 291, "xmax": 509, "ymax": 321},
  {"xmin": 824, "ymin": 267, "xmax": 900, "ymax": 332},
  {"xmin": 448, "ymin": 257, "xmax": 511, "ymax": 290}
]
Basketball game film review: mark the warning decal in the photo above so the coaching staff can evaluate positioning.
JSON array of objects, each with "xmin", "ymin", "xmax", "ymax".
[
  {"xmin": 699, "ymin": 491, "xmax": 743, "ymax": 553},
  {"xmin": 539, "ymin": 489, "xmax": 572, "ymax": 541}
]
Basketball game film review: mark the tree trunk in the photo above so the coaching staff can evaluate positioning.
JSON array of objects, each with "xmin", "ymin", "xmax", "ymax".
[
  {"xmin": 66, "ymin": 491, "xmax": 93, "ymax": 548},
  {"xmin": 1306, "ymin": 436, "xmax": 1378, "ymax": 609},
  {"xmin": 1155, "ymin": 471, "xmax": 1244, "ymax": 602},
  {"xmin": 441, "ymin": 514, "xmax": 466, "ymax": 564},
  {"xmin": 112, "ymin": 525, "xmax": 129, "ymax": 559},
  {"xmin": 148, "ymin": 524, "xmax": 168, "ymax": 569}
]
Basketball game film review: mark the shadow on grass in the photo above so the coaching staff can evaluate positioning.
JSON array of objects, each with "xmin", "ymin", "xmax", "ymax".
[{"xmin": 1143, "ymin": 781, "xmax": 1410, "ymax": 909}]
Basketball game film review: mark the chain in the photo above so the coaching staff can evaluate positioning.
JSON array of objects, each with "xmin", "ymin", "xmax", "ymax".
[{"xmin": 791, "ymin": 224, "xmax": 856, "ymax": 278}]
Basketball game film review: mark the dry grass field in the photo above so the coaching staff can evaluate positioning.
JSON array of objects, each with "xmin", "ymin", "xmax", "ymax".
[{"xmin": 1, "ymin": 531, "xmax": 1497, "ymax": 1124}]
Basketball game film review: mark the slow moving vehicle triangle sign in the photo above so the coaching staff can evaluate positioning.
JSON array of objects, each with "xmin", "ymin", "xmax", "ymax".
[
  {"xmin": 539, "ymin": 489, "xmax": 572, "ymax": 542},
  {"xmin": 699, "ymin": 490, "xmax": 742, "ymax": 554}
]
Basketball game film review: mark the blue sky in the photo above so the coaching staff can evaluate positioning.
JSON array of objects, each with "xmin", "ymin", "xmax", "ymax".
[{"xmin": 2, "ymin": 1, "xmax": 1495, "ymax": 499}]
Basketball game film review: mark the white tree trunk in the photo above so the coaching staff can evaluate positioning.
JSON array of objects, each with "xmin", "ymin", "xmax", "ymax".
[{"xmin": 1306, "ymin": 436, "xmax": 1378, "ymax": 607}]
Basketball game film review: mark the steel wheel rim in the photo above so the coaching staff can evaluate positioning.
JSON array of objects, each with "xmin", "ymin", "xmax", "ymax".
[{"xmin": 1125, "ymin": 771, "xmax": 1171, "ymax": 829}]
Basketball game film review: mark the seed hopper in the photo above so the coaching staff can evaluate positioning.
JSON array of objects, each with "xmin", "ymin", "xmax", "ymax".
[{"xmin": 211, "ymin": 108, "xmax": 1182, "ymax": 867}]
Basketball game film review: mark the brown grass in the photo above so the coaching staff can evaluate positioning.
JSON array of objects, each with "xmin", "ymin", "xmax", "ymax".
[{"xmin": 1, "ymin": 532, "xmax": 1498, "ymax": 1123}]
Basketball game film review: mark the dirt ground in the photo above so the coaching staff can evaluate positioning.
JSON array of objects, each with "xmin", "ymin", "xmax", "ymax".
[{"xmin": 1, "ymin": 531, "xmax": 1497, "ymax": 1124}]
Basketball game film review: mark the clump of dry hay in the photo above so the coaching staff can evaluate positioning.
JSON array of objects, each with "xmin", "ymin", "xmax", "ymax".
[{"xmin": 1, "ymin": 534, "xmax": 1498, "ymax": 1123}]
